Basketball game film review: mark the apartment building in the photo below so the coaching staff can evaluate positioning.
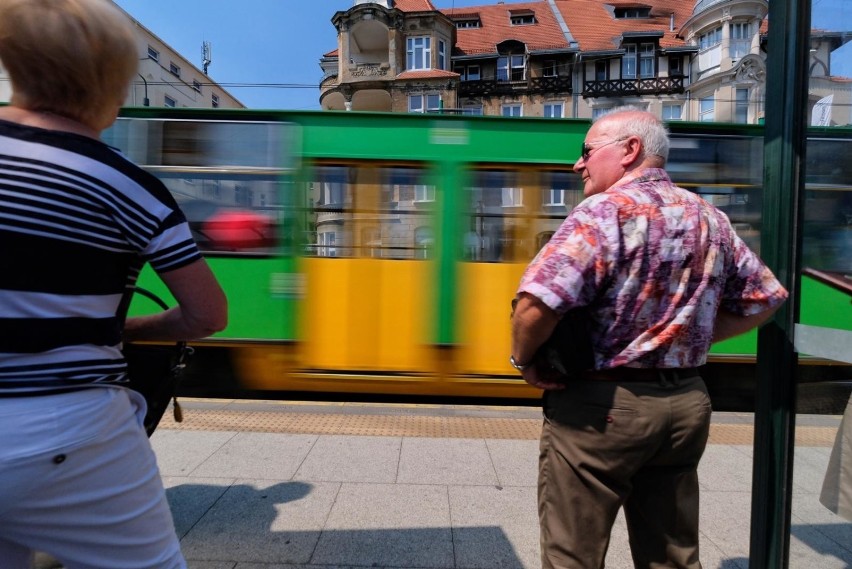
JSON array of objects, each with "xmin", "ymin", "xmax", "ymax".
[
  {"xmin": 320, "ymin": 0, "xmax": 851, "ymax": 125},
  {"xmin": 0, "ymin": 2, "xmax": 244, "ymax": 110}
]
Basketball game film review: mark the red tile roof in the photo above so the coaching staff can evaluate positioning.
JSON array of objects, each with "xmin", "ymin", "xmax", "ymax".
[
  {"xmin": 550, "ymin": 0, "xmax": 693, "ymax": 52},
  {"xmin": 442, "ymin": 1, "xmax": 572, "ymax": 55},
  {"xmin": 394, "ymin": 0, "xmax": 437, "ymax": 11}
]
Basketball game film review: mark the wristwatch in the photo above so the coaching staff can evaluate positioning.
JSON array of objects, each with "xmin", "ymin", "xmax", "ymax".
[{"xmin": 509, "ymin": 355, "xmax": 530, "ymax": 372}]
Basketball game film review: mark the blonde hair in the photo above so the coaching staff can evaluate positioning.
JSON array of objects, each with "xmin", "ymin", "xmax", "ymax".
[{"xmin": 0, "ymin": 0, "xmax": 138, "ymax": 129}]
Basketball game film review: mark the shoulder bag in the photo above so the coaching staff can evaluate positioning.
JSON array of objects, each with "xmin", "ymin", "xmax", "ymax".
[{"xmin": 123, "ymin": 288, "xmax": 192, "ymax": 436}]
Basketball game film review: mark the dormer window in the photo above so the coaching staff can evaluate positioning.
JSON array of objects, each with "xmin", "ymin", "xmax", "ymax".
[
  {"xmin": 509, "ymin": 10, "xmax": 536, "ymax": 26},
  {"xmin": 614, "ymin": 7, "xmax": 651, "ymax": 19},
  {"xmin": 454, "ymin": 16, "xmax": 481, "ymax": 29}
]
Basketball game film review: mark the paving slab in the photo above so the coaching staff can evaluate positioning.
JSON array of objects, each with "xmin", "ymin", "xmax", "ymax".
[
  {"xmin": 312, "ymin": 483, "xmax": 454, "ymax": 567},
  {"xmin": 180, "ymin": 479, "xmax": 339, "ymax": 564},
  {"xmin": 397, "ymin": 437, "xmax": 499, "ymax": 486}
]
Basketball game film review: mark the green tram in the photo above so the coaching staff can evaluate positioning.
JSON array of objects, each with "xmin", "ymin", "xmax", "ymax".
[{"xmin": 105, "ymin": 109, "xmax": 852, "ymax": 410}]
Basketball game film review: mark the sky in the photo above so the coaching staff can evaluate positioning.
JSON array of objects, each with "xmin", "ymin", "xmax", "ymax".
[
  {"xmin": 113, "ymin": 0, "xmax": 495, "ymax": 110},
  {"xmin": 113, "ymin": 0, "xmax": 852, "ymax": 111}
]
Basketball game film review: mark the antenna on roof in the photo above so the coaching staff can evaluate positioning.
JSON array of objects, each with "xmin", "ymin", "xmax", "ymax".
[{"xmin": 202, "ymin": 41, "xmax": 212, "ymax": 75}]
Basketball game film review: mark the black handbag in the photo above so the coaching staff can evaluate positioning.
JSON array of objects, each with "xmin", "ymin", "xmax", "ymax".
[{"xmin": 123, "ymin": 288, "xmax": 192, "ymax": 437}]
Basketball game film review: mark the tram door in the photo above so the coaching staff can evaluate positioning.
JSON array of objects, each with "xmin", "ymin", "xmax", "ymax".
[
  {"xmin": 455, "ymin": 168, "xmax": 582, "ymax": 375},
  {"xmin": 298, "ymin": 163, "xmax": 435, "ymax": 374}
]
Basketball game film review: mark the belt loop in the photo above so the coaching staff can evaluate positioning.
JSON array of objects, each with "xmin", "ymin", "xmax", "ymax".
[{"xmin": 656, "ymin": 369, "xmax": 681, "ymax": 386}]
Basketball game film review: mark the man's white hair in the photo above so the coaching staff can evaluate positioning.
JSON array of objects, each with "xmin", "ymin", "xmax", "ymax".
[{"xmin": 594, "ymin": 106, "xmax": 670, "ymax": 164}]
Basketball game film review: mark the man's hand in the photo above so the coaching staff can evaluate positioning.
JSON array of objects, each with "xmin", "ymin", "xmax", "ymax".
[{"xmin": 520, "ymin": 361, "xmax": 567, "ymax": 390}]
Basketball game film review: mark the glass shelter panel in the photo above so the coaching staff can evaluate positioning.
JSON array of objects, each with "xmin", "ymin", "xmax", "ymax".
[{"xmin": 788, "ymin": 3, "xmax": 852, "ymax": 566}]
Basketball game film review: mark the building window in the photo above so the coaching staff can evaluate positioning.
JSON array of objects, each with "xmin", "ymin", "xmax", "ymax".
[
  {"xmin": 414, "ymin": 184, "xmax": 436, "ymax": 202},
  {"xmin": 414, "ymin": 227, "xmax": 434, "ymax": 259},
  {"xmin": 614, "ymin": 7, "xmax": 651, "ymax": 18},
  {"xmin": 502, "ymin": 104, "xmax": 522, "ymax": 117},
  {"xmin": 502, "ymin": 187, "xmax": 523, "ymax": 207},
  {"xmin": 319, "ymin": 231, "xmax": 338, "ymax": 258},
  {"xmin": 735, "ymin": 88, "xmax": 749, "ymax": 123},
  {"xmin": 730, "ymin": 22, "xmax": 751, "ymax": 59},
  {"xmin": 699, "ymin": 96, "xmax": 715, "ymax": 122},
  {"xmin": 510, "ymin": 12, "xmax": 536, "ymax": 25},
  {"xmin": 409, "ymin": 93, "xmax": 441, "ymax": 113},
  {"xmin": 406, "ymin": 36, "xmax": 431, "ymax": 71},
  {"xmin": 164, "ymin": 95, "xmax": 177, "ymax": 108},
  {"xmin": 454, "ymin": 64, "xmax": 481, "ymax": 81},
  {"xmin": 147, "ymin": 46, "xmax": 159, "ymax": 61},
  {"xmin": 169, "ymin": 62, "xmax": 181, "ymax": 77},
  {"xmin": 662, "ymin": 103, "xmax": 683, "ymax": 121},
  {"xmin": 542, "ymin": 188, "xmax": 565, "ymax": 206},
  {"xmin": 438, "ymin": 40, "xmax": 447, "ymax": 70},
  {"xmin": 669, "ymin": 56, "xmax": 683, "ymax": 77},
  {"xmin": 544, "ymin": 102, "xmax": 563, "ymax": 118},
  {"xmin": 639, "ymin": 43, "xmax": 655, "ymax": 78},
  {"xmin": 192, "ymin": 80, "xmax": 202, "ymax": 93},
  {"xmin": 699, "ymin": 27, "xmax": 722, "ymax": 50},
  {"xmin": 622, "ymin": 45, "xmax": 637, "ymax": 79},
  {"xmin": 454, "ymin": 18, "xmax": 481, "ymax": 29},
  {"xmin": 211, "ymin": 93, "xmax": 220, "ymax": 108},
  {"xmin": 461, "ymin": 105, "xmax": 484, "ymax": 116},
  {"xmin": 497, "ymin": 55, "xmax": 525, "ymax": 81},
  {"xmin": 592, "ymin": 106, "xmax": 610, "ymax": 119},
  {"xmin": 595, "ymin": 60, "xmax": 609, "ymax": 81},
  {"xmin": 543, "ymin": 60, "xmax": 558, "ymax": 77}
]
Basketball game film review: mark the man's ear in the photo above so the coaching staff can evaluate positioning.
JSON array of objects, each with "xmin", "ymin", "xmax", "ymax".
[{"xmin": 621, "ymin": 136, "xmax": 643, "ymax": 166}]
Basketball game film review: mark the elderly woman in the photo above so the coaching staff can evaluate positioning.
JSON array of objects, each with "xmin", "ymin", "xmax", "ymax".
[{"xmin": 0, "ymin": 1, "xmax": 227, "ymax": 567}]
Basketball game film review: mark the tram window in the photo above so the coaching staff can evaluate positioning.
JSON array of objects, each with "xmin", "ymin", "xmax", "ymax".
[
  {"xmin": 542, "ymin": 171, "xmax": 581, "ymax": 213},
  {"xmin": 465, "ymin": 170, "xmax": 521, "ymax": 262},
  {"xmin": 146, "ymin": 175, "xmax": 284, "ymax": 254},
  {"xmin": 464, "ymin": 169, "xmax": 581, "ymax": 263},
  {"xmin": 537, "ymin": 231, "xmax": 555, "ymax": 251},
  {"xmin": 305, "ymin": 164, "xmax": 435, "ymax": 260}
]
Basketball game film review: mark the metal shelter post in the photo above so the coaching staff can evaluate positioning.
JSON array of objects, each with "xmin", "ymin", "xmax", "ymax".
[{"xmin": 749, "ymin": 0, "xmax": 811, "ymax": 567}]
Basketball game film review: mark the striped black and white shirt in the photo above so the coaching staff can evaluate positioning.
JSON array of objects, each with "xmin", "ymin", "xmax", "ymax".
[{"xmin": 0, "ymin": 119, "xmax": 202, "ymax": 395}]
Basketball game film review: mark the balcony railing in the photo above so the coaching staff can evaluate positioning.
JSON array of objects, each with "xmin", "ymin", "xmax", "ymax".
[
  {"xmin": 458, "ymin": 76, "xmax": 572, "ymax": 97},
  {"xmin": 582, "ymin": 76, "xmax": 685, "ymax": 98}
]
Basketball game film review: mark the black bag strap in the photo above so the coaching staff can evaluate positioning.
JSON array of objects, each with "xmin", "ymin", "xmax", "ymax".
[
  {"xmin": 127, "ymin": 286, "xmax": 190, "ymax": 431},
  {"xmin": 133, "ymin": 286, "xmax": 170, "ymax": 311}
]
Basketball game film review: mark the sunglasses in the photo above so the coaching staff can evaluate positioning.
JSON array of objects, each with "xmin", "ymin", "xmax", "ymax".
[{"xmin": 580, "ymin": 138, "xmax": 626, "ymax": 161}]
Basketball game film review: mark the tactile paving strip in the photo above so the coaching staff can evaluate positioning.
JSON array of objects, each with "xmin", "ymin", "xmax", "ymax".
[{"xmin": 156, "ymin": 405, "xmax": 839, "ymax": 446}]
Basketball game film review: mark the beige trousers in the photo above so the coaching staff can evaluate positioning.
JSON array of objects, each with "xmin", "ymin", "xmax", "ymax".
[
  {"xmin": 821, "ymin": 394, "xmax": 852, "ymax": 521},
  {"xmin": 538, "ymin": 376, "xmax": 712, "ymax": 569}
]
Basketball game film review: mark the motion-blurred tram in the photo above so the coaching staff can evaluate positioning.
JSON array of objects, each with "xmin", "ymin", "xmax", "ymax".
[{"xmin": 106, "ymin": 108, "xmax": 852, "ymax": 411}]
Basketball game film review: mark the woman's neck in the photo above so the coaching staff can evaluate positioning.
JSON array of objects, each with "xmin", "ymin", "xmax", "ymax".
[{"xmin": 0, "ymin": 105, "xmax": 100, "ymax": 139}]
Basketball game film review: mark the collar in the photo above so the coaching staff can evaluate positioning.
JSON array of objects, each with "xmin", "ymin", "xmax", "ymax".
[{"xmin": 607, "ymin": 167, "xmax": 672, "ymax": 192}]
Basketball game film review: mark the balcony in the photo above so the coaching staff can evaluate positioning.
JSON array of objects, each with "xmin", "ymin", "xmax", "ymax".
[
  {"xmin": 458, "ymin": 76, "xmax": 572, "ymax": 97},
  {"xmin": 582, "ymin": 76, "xmax": 685, "ymax": 98}
]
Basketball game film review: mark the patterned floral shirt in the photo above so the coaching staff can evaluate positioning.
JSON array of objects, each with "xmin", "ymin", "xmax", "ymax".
[{"xmin": 517, "ymin": 168, "xmax": 788, "ymax": 369}]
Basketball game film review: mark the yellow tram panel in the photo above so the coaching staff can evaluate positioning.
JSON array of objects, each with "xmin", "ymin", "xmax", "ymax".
[{"xmin": 298, "ymin": 257, "xmax": 434, "ymax": 372}]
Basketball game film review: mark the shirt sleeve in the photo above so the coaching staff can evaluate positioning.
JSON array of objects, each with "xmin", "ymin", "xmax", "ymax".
[
  {"xmin": 517, "ymin": 200, "xmax": 612, "ymax": 316},
  {"xmin": 720, "ymin": 232, "xmax": 788, "ymax": 316}
]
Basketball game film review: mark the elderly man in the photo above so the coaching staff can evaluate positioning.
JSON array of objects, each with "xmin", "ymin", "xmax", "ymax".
[{"xmin": 510, "ymin": 107, "xmax": 787, "ymax": 569}]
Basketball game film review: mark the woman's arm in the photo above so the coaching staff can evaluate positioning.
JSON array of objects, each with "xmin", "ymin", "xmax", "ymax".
[{"xmin": 124, "ymin": 259, "xmax": 228, "ymax": 342}]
